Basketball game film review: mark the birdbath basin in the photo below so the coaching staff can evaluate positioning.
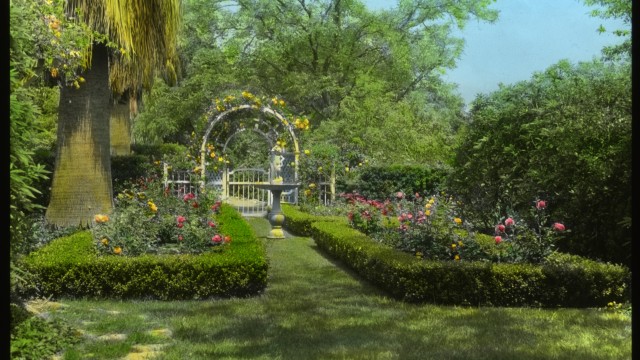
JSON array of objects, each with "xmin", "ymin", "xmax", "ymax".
[{"xmin": 255, "ymin": 183, "xmax": 300, "ymax": 239}]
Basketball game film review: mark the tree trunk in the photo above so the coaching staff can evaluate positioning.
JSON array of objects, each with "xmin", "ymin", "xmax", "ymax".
[
  {"xmin": 110, "ymin": 96, "xmax": 132, "ymax": 156},
  {"xmin": 45, "ymin": 43, "xmax": 114, "ymax": 228}
]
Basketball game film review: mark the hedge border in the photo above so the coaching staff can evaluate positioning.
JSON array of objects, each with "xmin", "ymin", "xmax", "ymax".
[
  {"xmin": 283, "ymin": 206, "xmax": 631, "ymax": 307},
  {"xmin": 22, "ymin": 204, "xmax": 268, "ymax": 300}
]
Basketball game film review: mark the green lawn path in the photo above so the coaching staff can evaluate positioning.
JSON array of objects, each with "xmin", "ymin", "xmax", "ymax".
[{"xmin": 50, "ymin": 217, "xmax": 631, "ymax": 360}]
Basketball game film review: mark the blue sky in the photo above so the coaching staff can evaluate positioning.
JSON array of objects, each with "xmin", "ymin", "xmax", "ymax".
[{"xmin": 363, "ymin": 0, "xmax": 629, "ymax": 107}]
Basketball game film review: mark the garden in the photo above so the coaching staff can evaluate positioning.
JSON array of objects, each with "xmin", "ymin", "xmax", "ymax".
[{"xmin": 10, "ymin": 0, "xmax": 631, "ymax": 359}]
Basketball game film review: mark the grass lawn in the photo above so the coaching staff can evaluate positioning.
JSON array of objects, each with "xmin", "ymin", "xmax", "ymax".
[{"xmin": 39, "ymin": 217, "xmax": 631, "ymax": 359}]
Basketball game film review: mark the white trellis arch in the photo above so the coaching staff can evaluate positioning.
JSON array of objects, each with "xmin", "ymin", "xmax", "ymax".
[{"xmin": 198, "ymin": 102, "xmax": 302, "ymax": 213}]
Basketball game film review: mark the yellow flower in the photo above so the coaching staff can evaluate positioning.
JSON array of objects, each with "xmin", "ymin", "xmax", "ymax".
[
  {"xmin": 454, "ymin": 217, "xmax": 462, "ymax": 225},
  {"xmin": 425, "ymin": 203, "xmax": 432, "ymax": 209},
  {"xmin": 458, "ymin": 241, "xmax": 464, "ymax": 247},
  {"xmin": 304, "ymin": 189, "xmax": 312, "ymax": 196},
  {"xmin": 113, "ymin": 246, "xmax": 122, "ymax": 255},
  {"xmin": 309, "ymin": 183, "xmax": 316, "ymax": 189},
  {"xmin": 101, "ymin": 238, "xmax": 109, "ymax": 246},
  {"xmin": 318, "ymin": 166, "xmax": 323, "ymax": 172},
  {"xmin": 272, "ymin": 97, "xmax": 278, "ymax": 105},
  {"xmin": 50, "ymin": 68, "xmax": 58, "ymax": 77},
  {"xmin": 304, "ymin": 149, "xmax": 310, "ymax": 155},
  {"xmin": 425, "ymin": 210, "xmax": 431, "ymax": 217},
  {"xmin": 429, "ymin": 198, "xmax": 435, "ymax": 204},
  {"xmin": 94, "ymin": 214, "xmax": 109, "ymax": 223},
  {"xmin": 148, "ymin": 201, "xmax": 158, "ymax": 213},
  {"xmin": 345, "ymin": 167, "xmax": 350, "ymax": 172},
  {"xmin": 358, "ymin": 163, "xmax": 362, "ymax": 167},
  {"xmin": 193, "ymin": 166, "xmax": 201, "ymax": 173},
  {"xmin": 279, "ymin": 99, "xmax": 285, "ymax": 106},
  {"xmin": 416, "ymin": 251, "xmax": 423, "ymax": 259},
  {"xmin": 454, "ymin": 254, "xmax": 460, "ymax": 261},
  {"xmin": 218, "ymin": 157, "xmax": 224, "ymax": 162},
  {"xmin": 210, "ymin": 152, "xmax": 216, "ymax": 158},
  {"xmin": 451, "ymin": 243, "xmax": 457, "ymax": 249}
]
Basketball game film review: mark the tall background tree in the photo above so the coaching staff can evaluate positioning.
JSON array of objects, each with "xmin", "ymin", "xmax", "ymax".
[
  {"xmin": 44, "ymin": 0, "xmax": 181, "ymax": 227},
  {"xmin": 133, "ymin": 0, "xmax": 498, "ymax": 166}
]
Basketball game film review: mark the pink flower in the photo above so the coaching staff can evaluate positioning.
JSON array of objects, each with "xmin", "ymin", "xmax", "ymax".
[
  {"xmin": 415, "ymin": 192, "xmax": 421, "ymax": 199},
  {"xmin": 183, "ymin": 193, "xmax": 195, "ymax": 202},
  {"xmin": 396, "ymin": 191, "xmax": 404, "ymax": 199},
  {"xmin": 495, "ymin": 236, "xmax": 503, "ymax": 244},
  {"xmin": 496, "ymin": 224, "xmax": 506, "ymax": 233},
  {"xmin": 504, "ymin": 218, "xmax": 515, "ymax": 227},
  {"xmin": 536, "ymin": 200, "xmax": 547, "ymax": 210},
  {"xmin": 208, "ymin": 221, "xmax": 216, "ymax": 228},
  {"xmin": 552, "ymin": 222, "xmax": 566, "ymax": 232},
  {"xmin": 178, "ymin": 235, "xmax": 183, "ymax": 241},
  {"xmin": 176, "ymin": 215, "xmax": 186, "ymax": 223},
  {"xmin": 212, "ymin": 234, "xmax": 222, "ymax": 243}
]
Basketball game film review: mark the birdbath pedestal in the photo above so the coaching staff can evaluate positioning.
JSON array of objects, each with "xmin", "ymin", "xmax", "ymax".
[{"xmin": 255, "ymin": 183, "xmax": 300, "ymax": 239}]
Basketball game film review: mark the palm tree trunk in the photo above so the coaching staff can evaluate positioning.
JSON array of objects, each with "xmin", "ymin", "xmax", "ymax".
[
  {"xmin": 110, "ymin": 96, "xmax": 132, "ymax": 156},
  {"xmin": 45, "ymin": 43, "xmax": 113, "ymax": 228}
]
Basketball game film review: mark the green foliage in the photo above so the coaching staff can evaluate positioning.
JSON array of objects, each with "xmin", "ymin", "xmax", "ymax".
[
  {"xmin": 10, "ymin": 314, "xmax": 81, "ymax": 360},
  {"xmin": 110, "ymin": 155, "xmax": 155, "ymax": 194},
  {"xmin": 21, "ymin": 205, "xmax": 268, "ymax": 300},
  {"xmin": 135, "ymin": 0, "xmax": 498, "ymax": 164},
  {"xmin": 341, "ymin": 164, "xmax": 450, "ymax": 200},
  {"xmin": 583, "ymin": 0, "xmax": 631, "ymax": 62},
  {"xmin": 449, "ymin": 59, "xmax": 631, "ymax": 266}
]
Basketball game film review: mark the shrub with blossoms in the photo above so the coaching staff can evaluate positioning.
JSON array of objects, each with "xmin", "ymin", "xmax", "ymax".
[
  {"xmin": 92, "ymin": 175, "xmax": 231, "ymax": 256},
  {"xmin": 343, "ymin": 191, "xmax": 487, "ymax": 262},
  {"xmin": 492, "ymin": 199, "xmax": 568, "ymax": 263}
]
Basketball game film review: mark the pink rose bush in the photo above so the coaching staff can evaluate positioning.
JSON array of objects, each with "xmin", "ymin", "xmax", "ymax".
[
  {"xmin": 339, "ymin": 190, "xmax": 568, "ymax": 264},
  {"xmin": 492, "ymin": 199, "xmax": 568, "ymax": 263},
  {"xmin": 92, "ymin": 175, "xmax": 231, "ymax": 256}
]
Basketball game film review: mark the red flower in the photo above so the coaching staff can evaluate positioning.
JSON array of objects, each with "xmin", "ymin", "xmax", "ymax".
[
  {"xmin": 177, "ymin": 215, "xmax": 186, "ymax": 223},
  {"xmin": 192, "ymin": 201, "xmax": 199, "ymax": 208},
  {"xmin": 208, "ymin": 221, "xmax": 216, "ymax": 228},
  {"xmin": 212, "ymin": 234, "xmax": 222, "ymax": 243},
  {"xmin": 552, "ymin": 222, "xmax": 566, "ymax": 232},
  {"xmin": 496, "ymin": 224, "xmax": 506, "ymax": 233},
  {"xmin": 495, "ymin": 236, "xmax": 503, "ymax": 244},
  {"xmin": 183, "ymin": 193, "xmax": 195, "ymax": 202},
  {"xmin": 504, "ymin": 218, "xmax": 515, "ymax": 227},
  {"xmin": 178, "ymin": 235, "xmax": 183, "ymax": 241},
  {"xmin": 536, "ymin": 200, "xmax": 547, "ymax": 210},
  {"xmin": 177, "ymin": 223, "xmax": 184, "ymax": 228}
]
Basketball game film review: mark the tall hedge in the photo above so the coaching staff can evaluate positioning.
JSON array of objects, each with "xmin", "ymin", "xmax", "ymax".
[{"xmin": 339, "ymin": 164, "xmax": 450, "ymax": 200}]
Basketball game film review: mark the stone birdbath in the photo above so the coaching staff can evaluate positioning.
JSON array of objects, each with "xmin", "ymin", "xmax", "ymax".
[
  {"xmin": 255, "ymin": 146, "xmax": 299, "ymax": 238},
  {"xmin": 255, "ymin": 183, "xmax": 300, "ymax": 239}
]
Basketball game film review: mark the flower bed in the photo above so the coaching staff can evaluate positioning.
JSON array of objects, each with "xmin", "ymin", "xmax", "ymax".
[
  {"xmin": 283, "ymin": 206, "xmax": 631, "ymax": 307},
  {"xmin": 21, "ymin": 204, "xmax": 268, "ymax": 300}
]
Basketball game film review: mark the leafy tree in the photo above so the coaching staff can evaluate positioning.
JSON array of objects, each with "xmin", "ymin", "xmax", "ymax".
[
  {"xmin": 584, "ymin": 0, "xmax": 631, "ymax": 62},
  {"xmin": 44, "ymin": 0, "xmax": 181, "ymax": 227},
  {"xmin": 135, "ymin": 0, "xmax": 498, "ymax": 166},
  {"xmin": 448, "ymin": 59, "xmax": 631, "ymax": 266}
]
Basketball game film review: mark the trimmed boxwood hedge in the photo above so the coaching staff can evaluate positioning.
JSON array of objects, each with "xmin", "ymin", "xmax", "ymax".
[
  {"xmin": 21, "ymin": 204, "xmax": 267, "ymax": 300},
  {"xmin": 281, "ymin": 203, "xmax": 347, "ymax": 236},
  {"xmin": 282, "ymin": 206, "xmax": 630, "ymax": 307}
]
